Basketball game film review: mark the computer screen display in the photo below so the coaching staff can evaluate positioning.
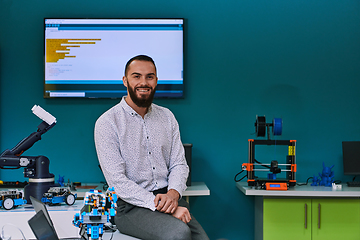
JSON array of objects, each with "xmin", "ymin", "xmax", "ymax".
[
  {"xmin": 342, "ymin": 141, "xmax": 360, "ymax": 175},
  {"xmin": 44, "ymin": 18, "xmax": 184, "ymax": 98}
]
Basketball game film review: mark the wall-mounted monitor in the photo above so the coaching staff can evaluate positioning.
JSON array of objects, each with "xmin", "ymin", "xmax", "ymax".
[{"xmin": 44, "ymin": 18, "xmax": 184, "ymax": 98}]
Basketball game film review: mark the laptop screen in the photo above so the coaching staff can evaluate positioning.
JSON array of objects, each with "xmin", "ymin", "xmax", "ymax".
[
  {"xmin": 30, "ymin": 196, "xmax": 54, "ymax": 228},
  {"xmin": 28, "ymin": 210, "xmax": 59, "ymax": 240}
]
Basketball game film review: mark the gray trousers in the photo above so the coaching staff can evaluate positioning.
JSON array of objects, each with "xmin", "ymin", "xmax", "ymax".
[{"xmin": 115, "ymin": 197, "xmax": 209, "ymax": 240}]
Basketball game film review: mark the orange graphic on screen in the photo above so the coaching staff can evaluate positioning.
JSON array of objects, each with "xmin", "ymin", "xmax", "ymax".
[{"xmin": 46, "ymin": 39, "xmax": 101, "ymax": 63}]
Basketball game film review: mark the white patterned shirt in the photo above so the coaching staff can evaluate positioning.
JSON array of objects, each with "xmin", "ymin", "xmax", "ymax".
[{"xmin": 94, "ymin": 97, "xmax": 189, "ymax": 211}]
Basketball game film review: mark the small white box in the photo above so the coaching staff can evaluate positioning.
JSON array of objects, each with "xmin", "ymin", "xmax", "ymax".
[{"xmin": 332, "ymin": 183, "xmax": 342, "ymax": 190}]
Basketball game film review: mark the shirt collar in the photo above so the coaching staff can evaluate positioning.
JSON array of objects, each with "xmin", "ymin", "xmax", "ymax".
[{"xmin": 120, "ymin": 96, "xmax": 153, "ymax": 117}]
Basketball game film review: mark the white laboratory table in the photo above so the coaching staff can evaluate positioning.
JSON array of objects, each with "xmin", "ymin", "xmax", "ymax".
[
  {"xmin": 0, "ymin": 200, "xmax": 140, "ymax": 240},
  {"xmin": 237, "ymin": 182, "xmax": 360, "ymax": 240},
  {"xmin": 73, "ymin": 182, "xmax": 210, "ymax": 202},
  {"xmin": 0, "ymin": 200, "xmax": 83, "ymax": 239},
  {"xmin": 0, "ymin": 182, "xmax": 209, "ymax": 239},
  {"xmin": 236, "ymin": 181, "xmax": 360, "ymax": 197}
]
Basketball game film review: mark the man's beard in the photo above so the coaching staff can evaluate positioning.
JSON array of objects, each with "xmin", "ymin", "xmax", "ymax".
[{"xmin": 128, "ymin": 84, "xmax": 156, "ymax": 108}]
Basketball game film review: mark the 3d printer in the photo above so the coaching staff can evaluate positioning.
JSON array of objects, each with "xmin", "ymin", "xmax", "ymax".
[
  {"xmin": 241, "ymin": 116, "xmax": 296, "ymax": 190},
  {"xmin": 0, "ymin": 105, "xmax": 59, "ymax": 202}
]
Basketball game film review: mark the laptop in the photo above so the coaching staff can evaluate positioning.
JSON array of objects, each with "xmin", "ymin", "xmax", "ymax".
[
  {"xmin": 28, "ymin": 196, "xmax": 83, "ymax": 240},
  {"xmin": 30, "ymin": 196, "xmax": 54, "ymax": 228}
]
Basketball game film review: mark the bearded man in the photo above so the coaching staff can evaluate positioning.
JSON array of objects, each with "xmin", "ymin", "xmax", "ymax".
[{"xmin": 94, "ymin": 55, "xmax": 209, "ymax": 240}]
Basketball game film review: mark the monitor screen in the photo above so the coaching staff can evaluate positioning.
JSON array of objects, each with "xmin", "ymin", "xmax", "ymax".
[
  {"xmin": 342, "ymin": 141, "xmax": 360, "ymax": 175},
  {"xmin": 44, "ymin": 18, "xmax": 184, "ymax": 98}
]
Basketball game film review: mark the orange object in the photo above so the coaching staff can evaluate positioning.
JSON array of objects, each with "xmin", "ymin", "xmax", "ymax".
[
  {"xmin": 265, "ymin": 182, "xmax": 288, "ymax": 190},
  {"xmin": 242, "ymin": 163, "xmax": 253, "ymax": 171}
]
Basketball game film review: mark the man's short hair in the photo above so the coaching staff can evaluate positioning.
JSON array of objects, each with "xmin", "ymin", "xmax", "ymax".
[{"xmin": 124, "ymin": 55, "xmax": 156, "ymax": 77}]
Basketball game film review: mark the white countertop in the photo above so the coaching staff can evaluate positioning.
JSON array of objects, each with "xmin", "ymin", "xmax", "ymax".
[
  {"xmin": 236, "ymin": 182, "xmax": 360, "ymax": 197},
  {"xmin": 73, "ymin": 182, "xmax": 210, "ymax": 198}
]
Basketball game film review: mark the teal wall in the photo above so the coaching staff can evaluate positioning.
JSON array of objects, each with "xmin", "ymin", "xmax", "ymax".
[{"xmin": 1, "ymin": 0, "xmax": 360, "ymax": 239}]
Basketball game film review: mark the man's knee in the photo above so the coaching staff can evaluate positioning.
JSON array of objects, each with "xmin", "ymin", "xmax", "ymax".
[{"xmin": 162, "ymin": 221, "xmax": 191, "ymax": 240}]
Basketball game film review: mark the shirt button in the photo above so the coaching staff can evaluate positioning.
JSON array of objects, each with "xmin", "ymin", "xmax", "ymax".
[
  {"xmin": 153, "ymin": 167, "xmax": 155, "ymax": 170},
  {"xmin": 149, "ymin": 152, "xmax": 151, "ymax": 154}
]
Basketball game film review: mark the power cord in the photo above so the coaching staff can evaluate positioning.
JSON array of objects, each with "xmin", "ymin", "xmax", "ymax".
[
  {"xmin": 1, "ymin": 224, "xmax": 27, "ymax": 240},
  {"xmin": 109, "ymin": 231, "xmax": 114, "ymax": 240},
  {"xmin": 297, "ymin": 177, "xmax": 342, "ymax": 186},
  {"xmin": 234, "ymin": 170, "xmax": 245, "ymax": 182},
  {"xmin": 296, "ymin": 177, "xmax": 313, "ymax": 186}
]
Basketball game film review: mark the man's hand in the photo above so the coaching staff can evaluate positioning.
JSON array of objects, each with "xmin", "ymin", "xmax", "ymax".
[
  {"xmin": 172, "ymin": 206, "xmax": 192, "ymax": 224},
  {"xmin": 154, "ymin": 189, "xmax": 180, "ymax": 214}
]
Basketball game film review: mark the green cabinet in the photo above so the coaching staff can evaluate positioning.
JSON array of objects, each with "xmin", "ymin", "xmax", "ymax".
[
  {"xmin": 263, "ymin": 198, "xmax": 360, "ymax": 240},
  {"xmin": 311, "ymin": 198, "xmax": 360, "ymax": 240},
  {"xmin": 263, "ymin": 198, "xmax": 311, "ymax": 240}
]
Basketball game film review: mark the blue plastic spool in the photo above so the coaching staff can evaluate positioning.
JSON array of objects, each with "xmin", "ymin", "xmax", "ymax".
[{"xmin": 272, "ymin": 118, "xmax": 282, "ymax": 136}]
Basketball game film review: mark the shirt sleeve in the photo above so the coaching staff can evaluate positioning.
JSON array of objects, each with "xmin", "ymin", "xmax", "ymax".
[
  {"xmin": 166, "ymin": 112, "xmax": 189, "ymax": 197},
  {"xmin": 94, "ymin": 114, "xmax": 157, "ymax": 211}
]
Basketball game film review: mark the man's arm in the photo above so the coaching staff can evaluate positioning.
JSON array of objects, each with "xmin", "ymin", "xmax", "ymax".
[
  {"xmin": 154, "ymin": 189, "xmax": 191, "ymax": 224},
  {"xmin": 154, "ymin": 189, "xmax": 179, "ymax": 213},
  {"xmin": 94, "ymin": 116, "xmax": 157, "ymax": 211},
  {"xmin": 153, "ymin": 111, "xmax": 191, "ymax": 221},
  {"xmin": 172, "ymin": 206, "xmax": 192, "ymax": 223},
  {"xmin": 166, "ymin": 113, "xmax": 190, "ymax": 199}
]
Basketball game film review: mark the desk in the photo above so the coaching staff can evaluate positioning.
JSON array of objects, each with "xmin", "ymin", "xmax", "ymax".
[
  {"xmin": 237, "ymin": 182, "xmax": 360, "ymax": 240},
  {"xmin": 0, "ymin": 182, "xmax": 209, "ymax": 240},
  {"xmin": 237, "ymin": 182, "xmax": 360, "ymax": 197},
  {"xmin": 0, "ymin": 200, "xmax": 83, "ymax": 239},
  {"xmin": 0, "ymin": 200, "xmax": 140, "ymax": 240},
  {"xmin": 73, "ymin": 182, "xmax": 210, "ymax": 202}
]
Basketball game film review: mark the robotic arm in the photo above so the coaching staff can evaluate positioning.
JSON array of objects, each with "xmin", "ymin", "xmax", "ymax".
[{"xmin": 0, "ymin": 105, "xmax": 58, "ymax": 202}]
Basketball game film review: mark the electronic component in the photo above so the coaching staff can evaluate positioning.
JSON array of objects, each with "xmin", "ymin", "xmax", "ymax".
[
  {"xmin": 0, "ymin": 105, "xmax": 58, "ymax": 203},
  {"xmin": 265, "ymin": 182, "xmax": 288, "ymax": 191},
  {"xmin": 240, "ymin": 116, "xmax": 296, "ymax": 190},
  {"xmin": 347, "ymin": 181, "xmax": 360, "ymax": 187}
]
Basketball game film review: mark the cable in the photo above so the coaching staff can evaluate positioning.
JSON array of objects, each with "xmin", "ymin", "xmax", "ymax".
[
  {"xmin": 296, "ymin": 177, "xmax": 313, "ymax": 186},
  {"xmin": 296, "ymin": 177, "xmax": 341, "ymax": 186},
  {"xmin": 234, "ymin": 170, "xmax": 245, "ymax": 182},
  {"xmin": 1, "ymin": 224, "xmax": 27, "ymax": 240},
  {"xmin": 109, "ymin": 231, "xmax": 114, "ymax": 240},
  {"xmin": 254, "ymin": 159, "xmax": 270, "ymax": 169},
  {"xmin": 333, "ymin": 180, "xmax": 342, "ymax": 184},
  {"xmin": 235, "ymin": 158, "xmax": 268, "ymax": 182}
]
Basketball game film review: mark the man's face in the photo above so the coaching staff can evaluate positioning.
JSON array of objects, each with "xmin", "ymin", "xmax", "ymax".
[{"xmin": 123, "ymin": 60, "xmax": 158, "ymax": 108}]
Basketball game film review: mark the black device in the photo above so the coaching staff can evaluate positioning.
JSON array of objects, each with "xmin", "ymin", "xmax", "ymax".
[
  {"xmin": 342, "ymin": 141, "xmax": 360, "ymax": 187},
  {"xmin": 30, "ymin": 196, "xmax": 55, "ymax": 228},
  {"xmin": 28, "ymin": 196, "xmax": 83, "ymax": 240},
  {"xmin": 183, "ymin": 143, "xmax": 192, "ymax": 186},
  {"xmin": 28, "ymin": 210, "xmax": 59, "ymax": 240},
  {"xmin": 44, "ymin": 18, "xmax": 184, "ymax": 99},
  {"xmin": 342, "ymin": 141, "xmax": 360, "ymax": 175},
  {"xmin": 240, "ymin": 116, "xmax": 296, "ymax": 189},
  {"xmin": 0, "ymin": 181, "xmax": 28, "ymax": 188},
  {"xmin": 0, "ymin": 106, "xmax": 59, "ymax": 203}
]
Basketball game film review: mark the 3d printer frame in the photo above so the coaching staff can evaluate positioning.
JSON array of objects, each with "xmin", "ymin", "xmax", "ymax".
[{"xmin": 242, "ymin": 139, "xmax": 297, "ymax": 189}]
